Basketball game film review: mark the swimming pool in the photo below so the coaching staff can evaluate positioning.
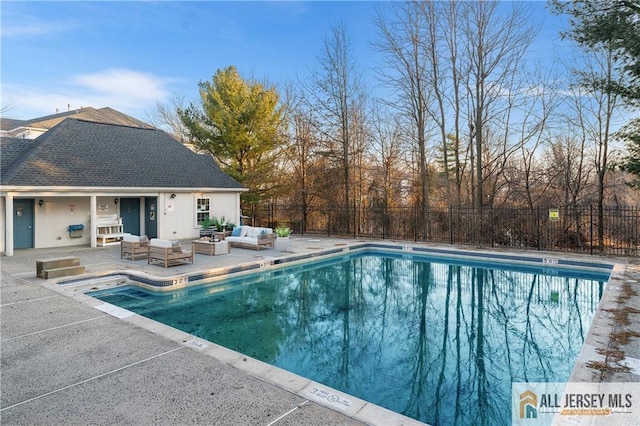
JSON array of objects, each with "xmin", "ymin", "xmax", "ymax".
[{"xmin": 89, "ymin": 250, "xmax": 609, "ymax": 425}]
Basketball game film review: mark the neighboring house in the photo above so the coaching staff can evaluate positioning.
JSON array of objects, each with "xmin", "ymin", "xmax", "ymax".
[
  {"xmin": 0, "ymin": 106, "xmax": 155, "ymax": 139},
  {"xmin": 0, "ymin": 117, "xmax": 246, "ymax": 256}
]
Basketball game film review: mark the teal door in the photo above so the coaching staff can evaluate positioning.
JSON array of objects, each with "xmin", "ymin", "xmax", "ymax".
[
  {"xmin": 14, "ymin": 199, "xmax": 34, "ymax": 249},
  {"xmin": 144, "ymin": 197, "xmax": 157, "ymax": 238},
  {"xmin": 120, "ymin": 198, "xmax": 141, "ymax": 236}
]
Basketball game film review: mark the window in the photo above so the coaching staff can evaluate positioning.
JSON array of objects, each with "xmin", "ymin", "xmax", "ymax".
[{"xmin": 196, "ymin": 198, "xmax": 210, "ymax": 224}]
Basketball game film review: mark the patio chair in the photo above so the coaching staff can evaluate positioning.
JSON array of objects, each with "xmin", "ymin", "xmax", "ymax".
[
  {"xmin": 120, "ymin": 234, "xmax": 149, "ymax": 260},
  {"xmin": 147, "ymin": 238, "xmax": 194, "ymax": 267}
]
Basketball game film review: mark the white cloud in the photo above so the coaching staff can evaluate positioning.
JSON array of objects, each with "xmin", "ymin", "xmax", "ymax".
[
  {"xmin": 1, "ymin": 68, "xmax": 175, "ymax": 120},
  {"xmin": 72, "ymin": 68, "xmax": 169, "ymax": 103},
  {"xmin": 1, "ymin": 22, "xmax": 69, "ymax": 38},
  {"xmin": 0, "ymin": 10, "xmax": 77, "ymax": 38}
]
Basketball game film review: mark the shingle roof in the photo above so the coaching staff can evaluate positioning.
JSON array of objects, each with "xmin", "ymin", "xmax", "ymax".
[
  {"xmin": 0, "ymin": 118, "xmax": 26, "ymax": 131},
  {"xmin": 1, "ymin": 118, "xmax": 244, "ymax": 190},
  {"xmin": 1, "ymin": 137, "xmax": 38, "ymax": 180},
  {"xmin": 1, "ymin": 106, "xmax": 154, "ymax": 131}
]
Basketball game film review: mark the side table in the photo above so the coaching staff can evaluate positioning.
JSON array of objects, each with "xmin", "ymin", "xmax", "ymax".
[{"xmin": 192, "ymin": 240, "xmax": 230, "ymax": 256}]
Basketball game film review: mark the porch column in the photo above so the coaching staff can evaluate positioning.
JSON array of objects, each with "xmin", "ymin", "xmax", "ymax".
[
  {"xmin": 90, "ymin": 195, "xmax": 97, "ymax": 248},
  {"xmin": 5, "ymin": 194, "xmax": 13, "ymax": 256}
]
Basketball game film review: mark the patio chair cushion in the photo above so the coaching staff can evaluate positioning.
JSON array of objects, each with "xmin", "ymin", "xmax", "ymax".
[
  {"xmin": 123, "ymin": 234, "xmax": 140, "ymax": 243},
  {"xmin": 150, "ymin": 238, "xmax": 173, "ymax": 248}
]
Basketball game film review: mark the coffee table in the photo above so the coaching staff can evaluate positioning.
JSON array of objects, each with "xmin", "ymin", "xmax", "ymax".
[
  {"xmin": 192, "ymin": 240, "xmax": 230, "ymax": 256},
  {"xmin": 213, "ymin": 231, "xmax": 231, "ymax": 241}
]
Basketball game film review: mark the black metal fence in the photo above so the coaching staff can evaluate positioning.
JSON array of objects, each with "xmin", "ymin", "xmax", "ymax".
[{"xmin": 250, "ymin": 204, "xmax": 639, "ymax": 256}]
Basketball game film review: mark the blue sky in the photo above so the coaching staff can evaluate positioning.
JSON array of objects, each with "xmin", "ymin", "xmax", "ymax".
[{"xmin": 1, "ymin": 1, "xmax": 565, "ymax": 122}]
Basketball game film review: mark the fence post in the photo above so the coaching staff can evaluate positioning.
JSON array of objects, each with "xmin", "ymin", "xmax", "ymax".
[
  {"xmin": 590, "ymin": 205, "xmax": 593, "ymax": 256},
  {"xmin": 353, "ymin": 207, "xmax": 357, "ymax": 239},
  {"xmin": 536, "ymin": 206, "xmax": 541, "ymax": 251},
  {"xmin": 384, "ymin": 208, "xmax": 388, "ymax": 240},
  {"xmin": 269, "ymin": 202, "xmax": 273, "ymax": 228},
  {"xmin": 449, "ymin": 204, "xmax": 453, "ymax": 245},
  {"xmin": 414, "ymin": 205, "xmax": 418, "ymax": 242},
  {"xmin": 490, "ymin": 207, "xmax": 494, "ymax": 248}
]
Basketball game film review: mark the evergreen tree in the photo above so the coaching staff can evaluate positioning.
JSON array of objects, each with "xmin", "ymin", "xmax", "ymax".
[
  {"xmin": 179, "ymin": 66, "xmax": 283, "ymax": 204},
  {"xmin": 621, "ymin": 121, "xmax": 640, "ymax": 188}
]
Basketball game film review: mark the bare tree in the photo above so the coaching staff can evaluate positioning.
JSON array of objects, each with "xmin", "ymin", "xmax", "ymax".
[
  {"xmin": 374, "ymin": 1, "xmax": 432, "ymax": 229},
  {"xmin": 306, "ymin": 23, "xmax": 367, "ymax": 232},
  {"xmin": 496, "ymin": 65, "xmax": 560, "ymax": 210},
  {"xmin": 146, "ymin": 93, "xmax": 190, "ymax": 143},
  {"xmin": 549, "ymin": 138, "xmax": 591, "ymax": 208},
  {"xmin": 367, "ymin": 103, "xmax": 408, "ymax": 234},
  {"xmin": 442, "ymin": 1, "xmax": 467, "ymax": 206},
  {"xmin": 1, "ymin": 99, "xmax": 18, "ymax": 117},
  {"xmin": 462, "ymin": 1, "xmax": 537, "ymax": 213},
  {"xmin": 577, "ymin": 47, "xmax": 622, "ymax": 250},
  {"xmin": 549, "ymin": 80, "xmax": 597, "ymax": 210},
  {"xmin": 286, "ymin": 100, "xmax": 321, "ymax": 233},
  {"xmin": 419, "ymin": 1, "xmax": 451, "ymax": 194}
]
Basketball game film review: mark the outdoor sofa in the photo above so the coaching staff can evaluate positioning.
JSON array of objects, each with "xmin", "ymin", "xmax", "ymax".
[{"xmin": 225, "ymin": 226, "xmax": 274, "ymax": 250}]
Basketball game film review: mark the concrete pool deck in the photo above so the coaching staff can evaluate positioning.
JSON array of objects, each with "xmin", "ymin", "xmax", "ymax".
[{"xmin": 1, "ymin": 237, "xmax": 639, "ymax": 425}]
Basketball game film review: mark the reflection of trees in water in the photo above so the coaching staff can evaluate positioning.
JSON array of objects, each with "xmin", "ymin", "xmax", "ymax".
[
  {"xmin": 101, "ymin": 254, "xmax": 605, "ymax": 425},
  {"xmin": 434, "ymin": 265, "xmax": 453, "ymax": 422},
  {"xmin": 266, "ymin": 258, "xmax": 599, "ymax": 425},
  {"xmin": 402, "ymin": 262, "xmax": 432, "ymax": 419},
  {"xmin": 339, "ymin": 260, "xmax": 352, "ymax": 390}
]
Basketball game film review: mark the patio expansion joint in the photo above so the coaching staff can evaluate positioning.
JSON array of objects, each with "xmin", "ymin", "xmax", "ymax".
[
  {"xmin": 0, "ymin": 315, "xmax": 107, "ymax": 342},
  {"xmin": 0, "ymin": 346, "xmax": 186, "ymax": 413},
  {"xmin": 264, "ymin": 400, "xmax": 310, "ymax": 426},
  {"xmin": 0, "ymin": 293, "xmax": 60, "ymax": 307}
]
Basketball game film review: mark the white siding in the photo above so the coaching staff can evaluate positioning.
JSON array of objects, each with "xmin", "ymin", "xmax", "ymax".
[
  {"xmin": 36, "ymin": 197, "xmax": 91, "ymax": 248},
  {"xmin": 160, "ymin": 192, "xmax": 241, "ymax": 240},
  {"xmin": 2, "ymin": 191, "xmax": 242, "ymax": 253}
]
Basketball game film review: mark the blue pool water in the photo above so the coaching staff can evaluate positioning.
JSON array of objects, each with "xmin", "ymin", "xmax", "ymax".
[{"xmin": 89, "ymin": 252, "xmax": 608, "ymax": 425}]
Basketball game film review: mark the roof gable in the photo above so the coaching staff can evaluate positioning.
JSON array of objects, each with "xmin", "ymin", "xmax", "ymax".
[
  {"xmin": 0, "ymin": 118, "xmax": 26, "ymax": 131},
  {"xmin": 1, "ymin": 119, "xmax": 244, "ymax": 190},
  {"xmin": 1, "ymin": 106, "xmax": 154, "ymax": 132}
]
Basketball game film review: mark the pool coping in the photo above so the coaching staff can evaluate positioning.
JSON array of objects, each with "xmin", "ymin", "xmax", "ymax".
[
  {"xmin": 59, "ymin": 242, "xmax": 614, "ymax": 291},
  {"xmin": 53, "ymin": 242, "xmax": 638, "ymax": 425}
]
